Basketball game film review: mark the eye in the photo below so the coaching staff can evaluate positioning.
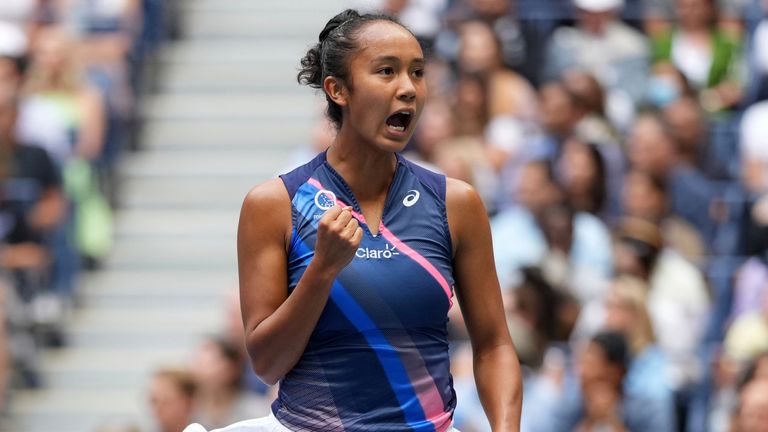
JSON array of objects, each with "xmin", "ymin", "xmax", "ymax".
[
  {"xmin": 412, "ymin": 68, "xmax": 424, "ymax": 78},
  {"xmin": 378, "ymin": 67, "xmax": 394, "ymax": 76}
]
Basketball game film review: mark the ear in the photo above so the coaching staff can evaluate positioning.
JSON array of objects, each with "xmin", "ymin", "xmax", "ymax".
[{"xmin": 323, "ymin": 76, "xmax": 348, "ymax": 107}]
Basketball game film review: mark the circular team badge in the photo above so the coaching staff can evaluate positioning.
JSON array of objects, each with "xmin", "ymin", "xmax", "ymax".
[{"xmin": 314, "ymin": 190, "xmax": 337, "ymax": 211}]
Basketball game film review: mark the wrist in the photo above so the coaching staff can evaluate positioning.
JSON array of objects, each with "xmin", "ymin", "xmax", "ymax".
[{"xmin": 305, "ymin": 259, "xmax": 341, "ymax": 284}]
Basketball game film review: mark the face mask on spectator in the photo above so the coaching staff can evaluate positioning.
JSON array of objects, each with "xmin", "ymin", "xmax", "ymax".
[{"xmin": 646, "ymin": 76, "xmax": 680, "ymax": 108}]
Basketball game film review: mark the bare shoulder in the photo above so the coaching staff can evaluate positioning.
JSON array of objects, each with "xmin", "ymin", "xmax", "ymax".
[
  {"xmin": 445, "ymin": 177, "xmax": 491, "ymax": 253},
  {"xmin": 239, "ymin": 178, "xmax": 292, "ymax": 244},
  {"xmin": 242, "ymin": 178, "xmax": 290, "ymax": 209},
  {"xmin": 446, "ymin": 177, "xmax": 485, "ymax": 215}
]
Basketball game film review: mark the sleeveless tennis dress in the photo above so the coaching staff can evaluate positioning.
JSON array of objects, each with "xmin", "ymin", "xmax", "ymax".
[{"xmin": 186, "ymin": 152, "xmax": 460, "ymax": 432}]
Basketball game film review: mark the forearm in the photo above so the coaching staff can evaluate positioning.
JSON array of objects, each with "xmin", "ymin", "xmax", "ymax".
[
  {"xmin": 245, "ymin": 259, "xmax": 337, "ymax": 384},
  {"xmin": 473, "ymin": 343, "xmax": 523, "ymax": 432}
]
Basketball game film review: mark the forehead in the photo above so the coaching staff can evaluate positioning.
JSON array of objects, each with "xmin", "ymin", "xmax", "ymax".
[{"xmin": 353, "ymin": 21, "xmax": 421, "ymax": 61}]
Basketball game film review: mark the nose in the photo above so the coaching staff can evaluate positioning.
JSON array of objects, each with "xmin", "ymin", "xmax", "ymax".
[{"xmin": 396, "ymin": 73, "xmax": 417, "ymax": 102}]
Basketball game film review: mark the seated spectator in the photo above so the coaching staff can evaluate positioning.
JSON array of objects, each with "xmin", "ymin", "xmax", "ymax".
[
  {"xmin": 737, "ymin": 101, "xmax": 768, "ymax": 258},
  {"xmin": 22, "ymin": 25, "xmax": 105, "ymax": 162},
  {"xmin": 576, "ymin": 276, "xmax": 675, "ymax": 403},
  {"xmin": 508, "ymin": 266, "xmax": 581, "ymax": 367},
  {"xmin": 456, "ymin": 20, "xmax": 539, "ymax": 124},
  {"xmin": 544, "ymin": 0, "xmax": 650, "ymax": 121},
  {"xmin": 492, "ymin": 160, "xmax": 613, "ymax": 293},
  {"xmin": 622, "ymin": 168, "xmax": 705, "ymax": 262},
  {"xmin": 740, "ymin": 100, "xmax": 768, "ymax": 195},
  {"xmin": 651, "ymin": 0, "xmax": 745, "ymax": 112},
  {"xmin": 0, "ymin": 55, "xmax": 66, "ymax": 354},
  {"xmin": 614, "ymin": 218, "xmax": 710, "ymax": 402},
  {"xmin": 662, "ymin": 95, "xmax": 733, "ymax": 179},
  {"xmin": 560, "ymin": 69, "xmax": 621, "ymax": 142},
  {"xmin": 730, "ymin": 257, "xmax": 768, "ymax": 322},
  {"xmin": 626, "ymin": 111, "xmax": 717, "ymax": 242},
  {"xmin": 745, "ymin": 0, "xmax": 768, "ymax": 103},
  {"xmin": 724, "ymin": 286, "xmax": 768, "ymax": 363},
  {"xmin": 730, "ymin": 377, "xmax": 768, "ymax": 432},
  {"xmin": 189, "ymin": 336, "xmax": 271, "ymax": 429},
  {"xmin": 537, "ymin": 202, "xmax": 613, "ymax": 303},
  {"xmin": 148, "ymin": 367, "xmax": 197, "ymax": 432},
  {"xmin": 644, "ymin": 61, "xmax": 695, "ymax": 109},
  {"xmin": 523, "ymin": 331, "xmax": 675, "ymax": 432},
  {"xmin": 437, "ymin": 0, "xmax": 528, "ymax": 73},
  {"xmin": 557, "ymin": 137, "xmax": 611, "ymax": 219}
]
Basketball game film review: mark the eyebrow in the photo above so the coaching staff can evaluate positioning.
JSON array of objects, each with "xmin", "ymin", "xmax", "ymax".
[{"xmin": 372, "ymin": 55, "xmax": 425, "ymax": 65}]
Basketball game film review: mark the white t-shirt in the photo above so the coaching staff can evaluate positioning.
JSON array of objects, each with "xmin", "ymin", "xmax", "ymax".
[
  {"xmin": 741, "ymin": 101, "xmax": 768, "ymax": 162},
  {"xmin": 754, "ymin": 20, "xmax": 768, "ymax": 75}
]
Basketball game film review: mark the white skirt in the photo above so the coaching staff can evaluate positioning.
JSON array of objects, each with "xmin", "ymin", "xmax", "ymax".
[
  {"xmin": 184, "ymin": 412, "xmax": 291, "ymax": 432},
  {"xmin": 184, "ymin": 412, "xmax": 461, "ymax": 432}
]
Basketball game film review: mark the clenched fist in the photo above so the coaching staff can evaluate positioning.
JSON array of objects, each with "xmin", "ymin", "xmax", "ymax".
[{"xmin": 313, "ymin": 205, "xmax": 363, "ymax": 273}]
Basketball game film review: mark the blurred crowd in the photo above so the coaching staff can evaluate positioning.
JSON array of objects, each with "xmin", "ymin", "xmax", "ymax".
[
  {"xmin": 148, "ymin": 0, "xmax": 768, "ymax": 431},
  {"xmin": 4, "ymin": 0, "xmax": 768, "ymax": 431},
  {"xmin": 348, "ymin": 0, "xmax": 768, "ymax": 431},
  {"xmin": 0, "ymin": 0, "xmax": 178, "ymax": 424}
]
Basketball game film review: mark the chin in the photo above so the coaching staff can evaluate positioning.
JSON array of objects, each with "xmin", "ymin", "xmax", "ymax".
[{"xmin": 376, "ymin": 136, "xmax": 412, "ymax": 153}]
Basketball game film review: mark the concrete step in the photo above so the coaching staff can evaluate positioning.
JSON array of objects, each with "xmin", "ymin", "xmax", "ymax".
[
  {"xmin": 160, "ymin": 39, "xmax": 311, "ymax": 65},
  {"xmin": 184, "ymin": 0, "xmax": 349, "ymax": 12},
  {"xmin": 182, "ymin": 9, "xmax": 341, "ymax": 39},
  {"xmin": 157, "ymin": 62, "xmax": 307, "ymax": 93},
  {"xmin": 11, "ymin": 388, "xmax": 147, "ymax": 432},
  {"xmin": 119, "ymin": 148, "xmax": 293, "ymax": 178},
  {"xmin": 80, "ymin": 269, "xmax": 236, "ymax": 296},
  {"xmin": 104, "ymin": 237, "xmax": 236, "ymax": 271},
  {"xmin": 114, "ymin": 208, "xmax": 237, "ymax": 238},
  {"xmin": 119, "ymin": 176, "xmax": 259, "ymax": 210},
  {"xmin": 140, "ymin": 118, "xmax": 313, "ymax": 150},
  {"xmin": 141, "ymin": 92, "xmax": 319, "ymax": 121}
]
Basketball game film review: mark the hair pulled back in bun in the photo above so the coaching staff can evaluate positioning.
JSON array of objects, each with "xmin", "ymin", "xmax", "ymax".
[{"xmin": 297, "ymin": 9, "xmax": 408, "ymax": 129}]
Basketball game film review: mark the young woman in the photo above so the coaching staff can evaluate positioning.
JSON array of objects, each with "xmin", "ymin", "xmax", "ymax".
[{"xmin": 187, "ymin": 9, "xmax": 521, "ymax": 432}]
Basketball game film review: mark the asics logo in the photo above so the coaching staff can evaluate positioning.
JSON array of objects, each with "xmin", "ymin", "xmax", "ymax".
[
  {"xmin": 314, "ymin": 190, "xmax": 336, "ymax": 210},
  {"xmin": 356, "ymin": 244, "xmax": 400, "ymax": 260},
  {"xmin": 402, "ymin": 189, "xmax": 420, "ymax": 207}
]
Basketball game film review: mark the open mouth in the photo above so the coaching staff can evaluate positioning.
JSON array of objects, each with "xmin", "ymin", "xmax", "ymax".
[{"xmin": 385, "ymin": 111, "xmax": 413, "ymax": 133}]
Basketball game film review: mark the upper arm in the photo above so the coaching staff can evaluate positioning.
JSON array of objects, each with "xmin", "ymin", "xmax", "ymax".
[
  {"xmin": 237, "ymin": 178, "xmax": 292, "ymax": 336},
  {"xmin": 446, "ymin": 178, "xmax": 510, "ymax": 350}
]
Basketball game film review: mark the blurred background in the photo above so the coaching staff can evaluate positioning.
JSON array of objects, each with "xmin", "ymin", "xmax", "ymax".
[{"xmin": 1, "ymin": 0, "xmax": 768, "ymax": 431}]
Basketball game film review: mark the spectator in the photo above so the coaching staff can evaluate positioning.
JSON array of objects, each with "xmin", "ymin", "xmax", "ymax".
[
  {"xmin": 148, "ymin": 367, "xmax": 197, "ymax": 432},
  {"xmin": 614, "ymin": 218, "xmax": 710, "ymax": 417},
  {"xmin": 557, "ymin": 137, "xmax": 610, "ymax": 218},
  {"xmin": 544, "ymin": 0, "xmax": 650, "ymax": 123},
  {"xmin": 560, "ymin": 69, "xmax": 619, "ymax": 144},
  {"xmin": 492, "ymin": 160, "xmax": 613, "ymax": 293},
  {"xmin": 662, "ymin": 95, "xmax": 734, "ymax": 179},
  {"xmin": 23, "ymin": 25, "xmax": 105, "ymax": 161},
  {"xmin": 644, "ymin": 61, "xmax": 696, "ymax": 109},
  {"xmin": 724, "ymin": 284, "xmax": 768, "ymax": 362},
  {"xmin": 730, "ymin": 377, "xmax": 768, "ymax": 432},
  {"xmin": 189, "ymin": 336, "xmax": 271, "ymax": 429},
  {"xmin": 626, "ymin": 111, "xmax": 717, "ymax": 242},
  {"xmin": 456, "ymin": 20, "xmax": 538, "ymax": 124},
  {"xmin": 600, "ymin": 276, "xmax": 675, "ymax": 404},
  {"xmin": 621, "ymin": 168, "xmax": 706, "ymax": 262},
  {"xmin": 523, "ymin": 331, "xmax": 675, "ymax": 432},
  {"xmin": 651, "ymin": 0, "xmax": 745, "ymax": 112},
  {"xmin": 0, "ymin": 54, "xmax": 66, "ymax": 352}
]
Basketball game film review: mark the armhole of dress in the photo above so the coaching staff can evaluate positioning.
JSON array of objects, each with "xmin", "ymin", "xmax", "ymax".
[
  {"xmin": 278, "ymin": 175, "xmax": 298, "ymax": 256},
  {"xmin": 401, "ymin": 158, "xmax": 453, "ymax": 257},
  {"xmin": 437, "ymin": 175, "xmax": 453, "ymax": 258},
  {"xmin": 278, "ymin": 152, "xmax": 326, "ymax": 255}
]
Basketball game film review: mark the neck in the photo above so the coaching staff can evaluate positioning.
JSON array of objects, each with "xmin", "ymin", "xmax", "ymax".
[
  {"xmin": 327, "ymin": 131, "xmax": 399, "ymax": 201},
  {"xmin": 164, "ymin": 417, "xmax": 192, "ymax": 432}
]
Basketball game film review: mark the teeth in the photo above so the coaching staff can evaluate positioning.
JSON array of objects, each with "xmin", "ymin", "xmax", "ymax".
[{"xmin": 389, "ymin": 125, "xmax": 405, "ymax": 132}]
